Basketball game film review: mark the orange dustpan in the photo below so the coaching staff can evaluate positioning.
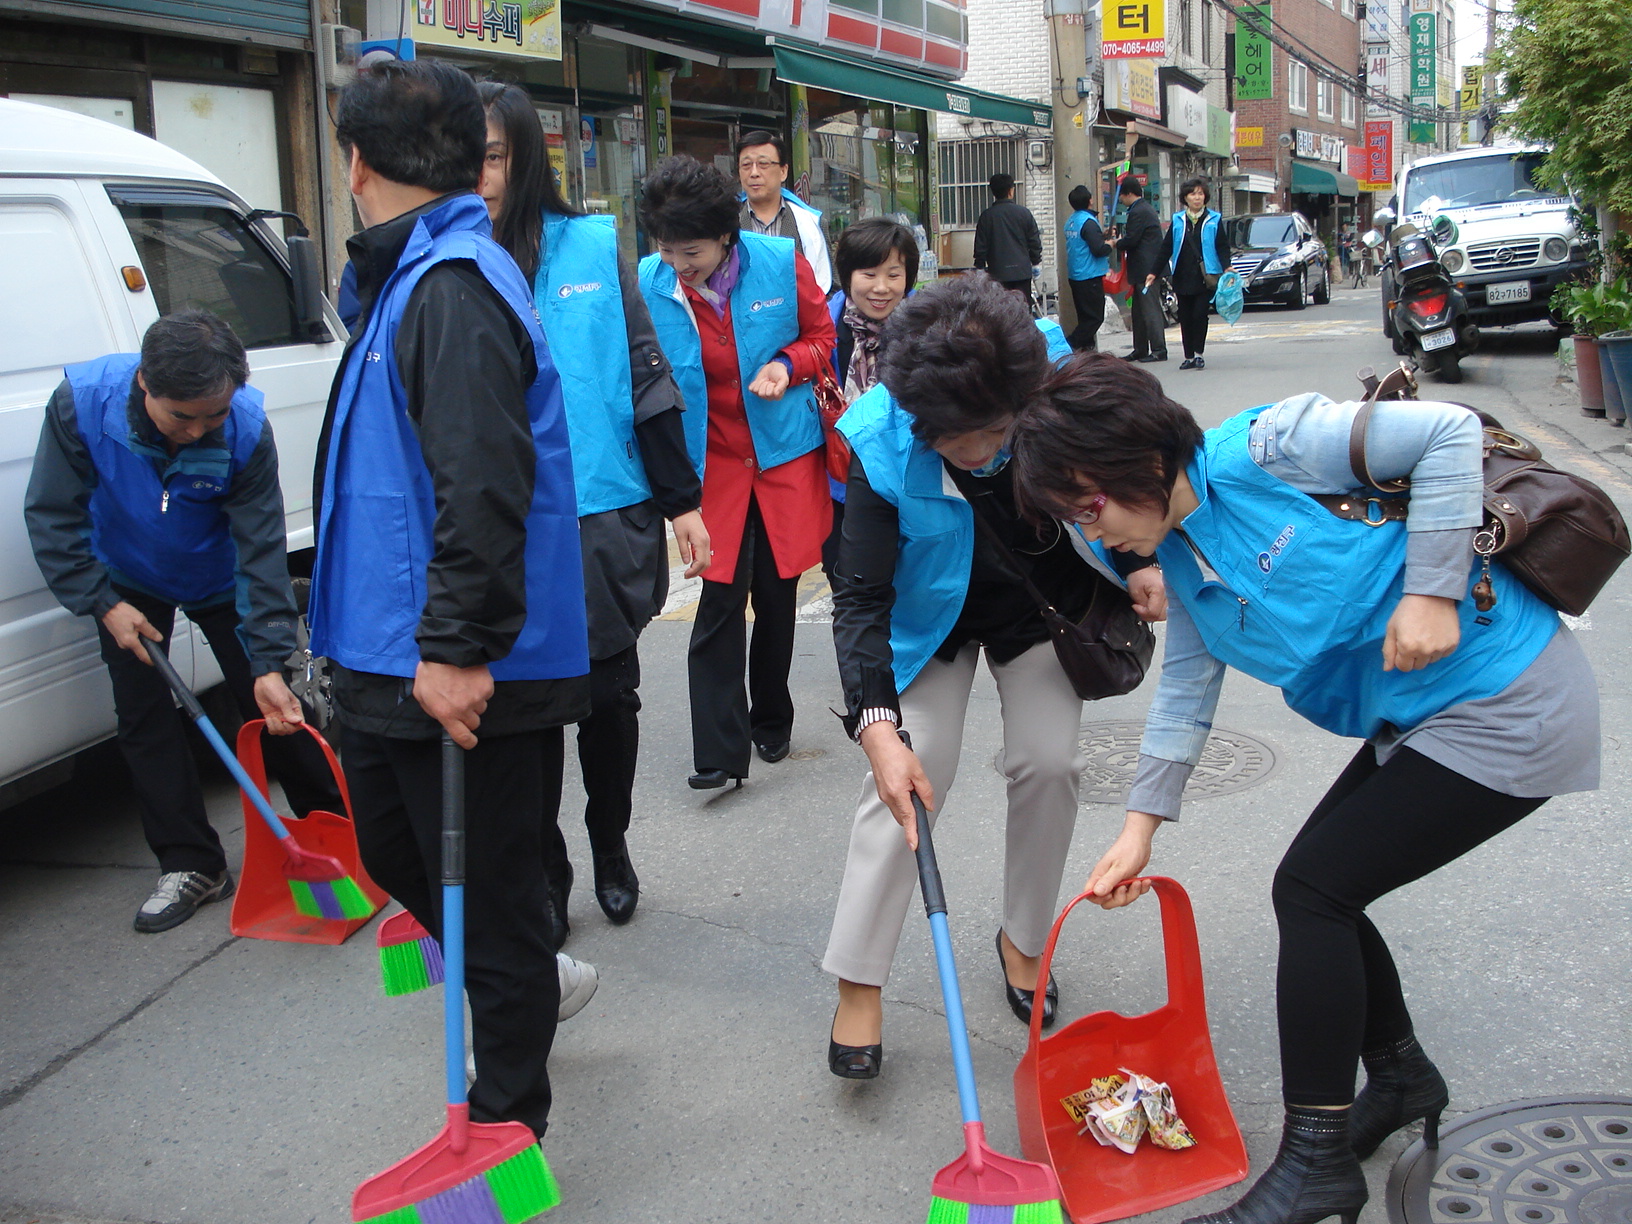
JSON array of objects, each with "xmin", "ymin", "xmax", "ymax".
[
  {"xmin": 1013, "ymin": 877, "xmax": 1248, "ymax": 1224},
  {"xmin": 230, "ymin": 720, "xmax": 388, "ymax": 944}
]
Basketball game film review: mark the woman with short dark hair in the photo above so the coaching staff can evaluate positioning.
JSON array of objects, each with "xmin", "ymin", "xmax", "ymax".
[
  {"xmin": 1011, "ymin": 353, "xmax": 1600, "ymax": 1224},
  {"xmin": 637, "ymin": 156, "xmax": 835, "ymax": 789},
  {"xmin": 822, "ymin": 275, "xmax": 1164, "ymax": 1080},
  {"xmin": 1161, "ymin": 176, "xmax": 1230, "ymax": 369}
]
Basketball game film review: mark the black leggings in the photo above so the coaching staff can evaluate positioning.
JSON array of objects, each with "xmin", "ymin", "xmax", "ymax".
[{"xmin": 1273, "ymin": 744, "xmax": 1545, "ymax": 1106}]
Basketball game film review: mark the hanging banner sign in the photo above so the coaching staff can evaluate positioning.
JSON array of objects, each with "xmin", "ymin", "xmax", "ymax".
[
  {"xmin": 1236, "ymin": 5, "xmax": 1273, "ymax": 100},
  {"xmin": 1102, "ymin": 0, "xmax": 1167, "ymax": 59},
  {"xmin": 1362, "ymin": 118, "xmax": 1393, "ymax": 191},
  {"xmin": 408, "ymin": 0, "xmax": 562, "ymax": 60},
  {"xmin": 1459, "ymin": 64, "xmax": 1483, "ymax": 143}
]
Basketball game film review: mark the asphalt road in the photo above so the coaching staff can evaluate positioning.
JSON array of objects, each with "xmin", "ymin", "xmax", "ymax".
[{"xmin": 2, "ymin": 286, "xmax": 1628, "ymax": 1224}]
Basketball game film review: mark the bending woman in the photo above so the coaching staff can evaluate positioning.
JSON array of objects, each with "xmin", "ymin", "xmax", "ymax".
[
  {"xmin": 1011, "ymin": 354, "xmax": 1599, "ymax": 1224},
  {"xmin": 824, "ymin": 276, "xmax": 1164, "ymax": 1080},
  {"xmin": 637, "ymin": 156, "xmax": 835, "ymax": 789},
  {"xmin": 477, "ymin": 83, "xmax": 710, "ymax": 939}
]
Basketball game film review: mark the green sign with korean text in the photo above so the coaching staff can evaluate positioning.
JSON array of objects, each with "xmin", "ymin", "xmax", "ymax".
[
  {"xmin": 1237, "ymin": 5, "xmax": 1272, "ymax": 100},
  {"xmin": 1408, "ymin": 11, "xmax": 1436, "ymax": 143}
]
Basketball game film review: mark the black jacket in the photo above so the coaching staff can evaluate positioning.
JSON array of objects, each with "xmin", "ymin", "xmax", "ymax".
[
  {"xmin": 1117, "ymin": 198, "xmax": 1165, "ymax": 282},
  {"xmin": 973, "ymin": 199, "xmax": 1044, "ymax": 283}
]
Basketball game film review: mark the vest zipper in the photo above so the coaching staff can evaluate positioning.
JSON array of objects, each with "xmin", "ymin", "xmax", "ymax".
[{"xmin": 1238, "ymin": 596, "xmax": 1247, "ymax": 630}]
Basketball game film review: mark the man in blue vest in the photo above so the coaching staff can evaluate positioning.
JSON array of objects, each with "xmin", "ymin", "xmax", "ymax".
[
  {"xmin": 309, "ymin": 59, "xmax": 590, "ymax": 1141},
  {"xmin": 25, "ymin": 311, "xmax": 340, "ymax": 933},
  {"xmin": 1063, "ymin": 185, "xmax": 1114, "ymax": 350}
]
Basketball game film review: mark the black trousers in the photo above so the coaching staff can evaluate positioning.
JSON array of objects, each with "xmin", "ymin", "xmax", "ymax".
[
  {"xmin": 688, "ymin": 499, "xmax": 797, "ymax": 775},
  {"xmin": 1272, "ymin": 744, "xmax": 1545, "ymax": 1106},
  {"xmin": 1175, "ymin": 291, "xmax": 1212, "ymax": 358},
  {"xmin": 344, "ymin": 723, "xmax": 563, "ymax": 1138},
  {"xmin": 1066, "ymin": 277, "xmax": 1106, "ymax": 350},
  {"xmin": 1128, "ymin": 277, "xmax": 1168, "ymax": 358},
  {"xmin": 821, "ymin": 497, "xmax": 846, "ymax": 585},
  {"xmin": 98, "ymin": 588, "xmax": 341, "ymax": 875},
  {"xmin": 544, "ymin": 645, "xmax": 640, "ymax": 900}
]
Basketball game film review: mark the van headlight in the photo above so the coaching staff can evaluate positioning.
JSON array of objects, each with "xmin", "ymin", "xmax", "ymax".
[
  {"xmin": 1544, "ymin": 237, "xmax": 1568, "ymax": 262},
  {"xmin": 1441, "ymin": 249, "xmax": 1465, "ymax": 274}
]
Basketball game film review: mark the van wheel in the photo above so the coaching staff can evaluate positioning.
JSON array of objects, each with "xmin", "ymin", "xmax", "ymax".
[
  {"xmin": 1285, "ymin": 269, "xmax": 1307, "ymax": 310},
  {"xmin": 1312, "ymin": 266, "xmax": 1330, "ymax": 305}
]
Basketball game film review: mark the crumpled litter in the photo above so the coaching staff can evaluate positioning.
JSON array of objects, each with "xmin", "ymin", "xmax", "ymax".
[{"xmin": 1060, "ymin": 1069, "xmax": 1198, "ymax": 1153}]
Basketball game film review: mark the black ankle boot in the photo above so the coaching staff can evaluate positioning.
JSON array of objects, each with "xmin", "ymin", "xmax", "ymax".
[
  {"xmin": 1349, "ymin": 1034, "xmax": 1448, "ymax": 1159},
  {"xmin": 1185, "ymin": 1106, "xmax": 1367, "ymax": 1224}
]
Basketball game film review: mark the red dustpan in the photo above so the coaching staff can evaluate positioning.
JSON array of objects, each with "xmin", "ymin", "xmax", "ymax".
[
  {"xmin": 1014, "ymin": 877, "xmax": 1248, "ymax": 1224},
  {"xmin": 230, "ymin": 720, "xmax": 388, "ymax": 944}
]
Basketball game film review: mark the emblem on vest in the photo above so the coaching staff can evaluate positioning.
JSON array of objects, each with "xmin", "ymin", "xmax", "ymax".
[
  {"xmin": 557, "ymin": 281, "xmax": 603, "ymax": 298},
  {"xmin": 749, "ymin": 297, "xmax": 785, "ymax": 312},
  {"xmin": 1258, "ymin": 524, "xmax": 1296, "ymax": 573},
  {"xmin": 365, "ymin": 352, "xmax": 382, "ymax": 362}
]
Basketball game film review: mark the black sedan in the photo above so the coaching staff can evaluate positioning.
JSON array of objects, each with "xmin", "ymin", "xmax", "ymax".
[{"xmin": 1226, "ymin": 212, "xmax": 1331, "ymax": 308}]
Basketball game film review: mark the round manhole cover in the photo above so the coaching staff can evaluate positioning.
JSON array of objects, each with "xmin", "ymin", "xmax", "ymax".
[
  {"xmin": 1387, "ymin": 1097, "xmax": 1632, "ymax": 1224},
  {"xmin": 993, "ymin": 722, "xmax": 1279, "ymax": 804}
]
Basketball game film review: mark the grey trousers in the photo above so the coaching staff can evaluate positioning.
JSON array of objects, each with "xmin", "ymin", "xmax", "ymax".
[{"xmin": 822, "ymin": 639, "xmax": 1086, "ymax": 987}]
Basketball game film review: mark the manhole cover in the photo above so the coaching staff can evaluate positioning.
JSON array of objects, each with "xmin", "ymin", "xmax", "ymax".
[
  {"xmin": 993, "ymin": 722, "xmax": 1279, "ymax": 804},
  {"xmin": 786, "ymin": 747, "xmax": 826, "ymax": 762},
  {"xmin": 1386, "ymin": 1097, "xmax": 1632, "ymax": 1224}
]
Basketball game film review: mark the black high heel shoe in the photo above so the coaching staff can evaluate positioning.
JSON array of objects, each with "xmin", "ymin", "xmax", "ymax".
[
  {"xmin": 688, "ymin": 769, "xmax": 744, "ymax": 790},
  {"xmin": 1184, "ymin": 1106, "xmax": 1368, "ymax": 1224},
  {"xmin": 996, "ymin": 931, "xmax": 1058, "ymax": 1028},
  {"xmin": 1349, "ymin": 1034, "xmax": 1449, "ymax": 1159},
  {"xmin": 827, "ymin": 1008, "xmax": 881, "ymax": 1080}
]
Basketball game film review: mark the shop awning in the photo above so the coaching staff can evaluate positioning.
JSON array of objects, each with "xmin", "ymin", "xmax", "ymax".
[
  {"xmin": 770, "ymin": 42, "xmax": 1051, "ymax": 130},
  {"xmin": 1291, "ymin": 161, "xmax": 1360, "ymax": 198}
]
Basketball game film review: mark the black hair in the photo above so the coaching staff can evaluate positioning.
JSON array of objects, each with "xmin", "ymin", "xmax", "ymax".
[
  {"xmin": 1011, "ymin": 351, "xmax": 1204, "ymax": 522},
  {"xmin": 1118, "ymin": 175, "xmax": 1144, "ymax": 199},
  {"xmin": 638, "ymin": 156, "xmax": 741, "ymax": 245},
  {"xmin": 1179, "ymin": 176, "xmax": 1212, "ymax": 206},
  {"xmin": 735, "ymin": 130, "xmax": 789, "ymax": 165},
  {"xmin": 834, "ymin": 218, "xmax": 920, "ymax": 300},
  {"xmin": 335, "ymin": 59, "xmax": 484, "ymax": 193},
  {"xmin": 138, "ymin": 310, "xmax": 248, "ymax": 401},
  {"xmin": 878, "ymin": 273, "xmax": 1047, "ymax": 442},
  {"xmin": 989, "ymin": 172, "xmax": 1015, "ymax": 199},
  {"xmin": 476, "ymin": 80, "xmax": 579, "ymax": 281},
  {"xmin": 1067, "ymin": 184, "xmax": 1093, "ymax": 212}
]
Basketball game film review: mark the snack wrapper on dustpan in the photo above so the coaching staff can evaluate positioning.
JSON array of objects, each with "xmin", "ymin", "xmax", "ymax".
[{"xmin": 1062, "ymin": 1068, "xmax": 1198, "ymax": 1154}]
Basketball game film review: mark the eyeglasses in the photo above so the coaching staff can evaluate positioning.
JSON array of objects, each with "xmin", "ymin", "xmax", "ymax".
[
  {"xmin": 1072, "ymin": 493, "xmax": 1107, "ymax": 525},
  {"xmin": 738, "ymin": 158, "xmax": 783, "ymax": 171}
]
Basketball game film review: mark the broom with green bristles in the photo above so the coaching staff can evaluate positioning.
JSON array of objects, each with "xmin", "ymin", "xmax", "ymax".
[
  {"xmin": 377, "ymin": 910, "xmax": 444, "ymax": 996},
  {"xmin": 149, "ymin": 645, "xmax": 374, "ymax": 922}
]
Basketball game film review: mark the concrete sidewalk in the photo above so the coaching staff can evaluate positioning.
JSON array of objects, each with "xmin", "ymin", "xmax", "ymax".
[{"xmin": 2, "ymin": 307, "xmax": 1629, "ymax": 1224}]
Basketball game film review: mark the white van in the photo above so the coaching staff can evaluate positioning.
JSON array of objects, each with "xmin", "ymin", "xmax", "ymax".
[
  {"xmin": 0, "ymin": 98, "xmax": 342, "ymax": 801},
  {"xmin": 1390, "ymin": 144, "xmax": 1588, "ymax": 329}
]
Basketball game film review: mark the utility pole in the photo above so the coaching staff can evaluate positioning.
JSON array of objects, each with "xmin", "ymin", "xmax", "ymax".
[
  {"xmin": 1479, "ymin": 0, "xmax": 1497, "ymax": 145},
  {"xmin": 1046, "ymin": 0, "xmax": 1098, "ymax": 333}
]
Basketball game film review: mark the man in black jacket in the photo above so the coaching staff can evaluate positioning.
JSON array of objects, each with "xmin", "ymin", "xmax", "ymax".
[
  {"xmin": 973, "ymin": 173, "xmax": 1043, "ymax": 294},
  {"xmin": 1115, "ymin": 176, "xmax": 1168, "ymax": 362}
]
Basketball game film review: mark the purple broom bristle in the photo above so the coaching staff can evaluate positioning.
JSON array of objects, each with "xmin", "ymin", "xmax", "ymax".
[
  {"xmin": 310, "ymin": 882, "xmax": 345, "ymax": 920},
  {"xmin": 421, "ymin": 937, "xmax": 446, "ymax": 984},
  {"xmin": 967, "ymin": 1205, "xmax": 1016, "ymax": 1223},
  {"xmin": 416, "ymin": 1169, "xmax": 503, "ymax": 1224}
]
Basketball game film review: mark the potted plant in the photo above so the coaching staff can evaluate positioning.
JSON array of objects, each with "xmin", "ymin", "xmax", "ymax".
[
  {"xmin": 1596, "ymin": 277, "xmax": 1632, "ymax": 421},
  {"xmin": 1554, "ymin": 280, "xmax": 1632, "ymax": 418}
]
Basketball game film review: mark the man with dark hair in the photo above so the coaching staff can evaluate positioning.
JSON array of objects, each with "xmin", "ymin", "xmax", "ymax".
[
  {"xmin": 973, "ymin": 172, "xmax": 1043, "ymax": 294},
  {"xmin": 1063, "ymin": 185, "xmax": 1113, "ymax": 350},
  {"xmin": 735, "ymin": 129, "xmax": 833, "ymax": 293},
  {"xmin": 1115, "ymin": 175, "xmax": 1168, "ymax": 362},
  {"xmin": 25, "ymin": 310, "xmax": 340, "ymax": 933},
  {"xmin": 310, "ymin": 57, "xmax": 590, "ymax": 1141}
]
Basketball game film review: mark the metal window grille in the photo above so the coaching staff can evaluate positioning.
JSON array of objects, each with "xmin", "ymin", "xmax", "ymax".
[
  {"xmin": 1179, "ymin": 0, "xmax": 1194, "ymax": 56},
  {"xmin": 937, "ymin": 138, "xmax": 1022, "ymax": 227}
]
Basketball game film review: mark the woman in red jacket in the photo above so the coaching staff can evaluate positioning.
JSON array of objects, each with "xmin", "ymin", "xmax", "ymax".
[{"xmin": 637, "ymin": 157, "xmax": 835, "ymax": 788}]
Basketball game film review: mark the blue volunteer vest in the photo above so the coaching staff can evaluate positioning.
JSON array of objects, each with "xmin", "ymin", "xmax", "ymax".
[
  {"xmin": 1064, "ymin": 209, "xmax": 1110, "ymax": 280},
  {"xmin": 534, "ymin": 212, "xmax": 649, "ymax": 517},
  {"xmin": 309, "ymin": 194, "xmax": 588, "ymax": 682},
  {"xmin": 1157, "ymin": 408, "xmax": 1560, "ymax": 739},
  {"xmin": 1168, "ymin": 209, "xmax": 1225, "ymax": 278},
  {"xmin": 638, "ymin": 230, "xmax": 821, "ymax": 478},
  {"xmin": 67, "ymin": 352, "xmax": 264, "ymax": 607}
]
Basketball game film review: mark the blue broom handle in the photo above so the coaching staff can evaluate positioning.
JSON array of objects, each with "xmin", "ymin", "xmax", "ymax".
[
  {"xmin": 148, "ymin": 644, "xmax": 294, "ymax": 842},
  {"xmin": 442, "ymin": 736, "xmax": 467, "ymax": 1109},
  {"xmin": 913, "ymin": 792, "xmax": 982, "ymax": 1128}
]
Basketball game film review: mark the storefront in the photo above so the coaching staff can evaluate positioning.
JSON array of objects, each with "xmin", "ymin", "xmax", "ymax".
[{"xmin": 1289, "ymin": 155, "xmax": 1361, "ymax": 245}]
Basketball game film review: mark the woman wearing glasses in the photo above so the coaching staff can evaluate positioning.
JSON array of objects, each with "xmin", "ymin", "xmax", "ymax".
[{"xmin": 1010, "ymin": 353, "xmax": 1598, "ymax": 1224}]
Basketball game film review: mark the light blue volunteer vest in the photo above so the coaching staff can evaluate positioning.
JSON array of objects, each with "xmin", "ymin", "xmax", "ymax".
[
  {"xmin": 1064, "ymin": 209, "xmax": 1110, "ymax": 280},
  {"xmin": 1168, "ymin": 208, "xmax": 1225, "ymax": 278},
  {"xmin": 638, "ymin": 229, "xmax": 821, "ymax": 479},
  {"xmin": 1156, "ymin": 408, "xmax": 1560, "ymax": 740},
  {"xmin": 534, "ymin": 212, "xmax": 649, "ymax": 517},
  {"xmin": 309, "ymin": 193, "xmax": 588, "ymax": 682},
  {"xmin": 67, "ymin": 352, "xmax": 264, "ymax": 607}
]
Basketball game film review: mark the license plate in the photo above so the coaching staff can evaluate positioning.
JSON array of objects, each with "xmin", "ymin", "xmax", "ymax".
[
  {"xmin": 1486, "ymin": 282, "xmax": 1532, "ymax": 304},
  {"xmin": 1421, "ymin": 327, "xmax": 1458, "ymax": 352}
]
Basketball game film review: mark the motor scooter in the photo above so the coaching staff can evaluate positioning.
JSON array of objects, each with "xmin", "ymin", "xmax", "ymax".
[{"xmin": 1362, "ymin": 214, "xmax": 1479, "ymax": 384}]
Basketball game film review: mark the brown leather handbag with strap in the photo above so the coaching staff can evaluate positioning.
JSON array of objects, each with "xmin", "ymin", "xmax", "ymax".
[{"xmin": 1310, "ymin": 364, "xmax": 1630, "ymax": 617}]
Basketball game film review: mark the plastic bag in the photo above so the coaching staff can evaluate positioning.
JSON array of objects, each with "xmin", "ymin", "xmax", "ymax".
[
  {"xmin": 1103, "ymin": 253, "xmax": 1129, "ymax": 296},
  {"xmin": 1212, "ymin": 270, "xmax": 1244, "ymax": 326}
]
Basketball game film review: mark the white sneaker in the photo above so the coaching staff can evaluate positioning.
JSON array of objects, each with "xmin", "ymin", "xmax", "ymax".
[
  {"xmin": 465, "ymin": 953, "xmax": 600, "ymax": 1081},
  {"xmin": 133, "ymin": 869, "xmax": 234, "ymax": 933}
]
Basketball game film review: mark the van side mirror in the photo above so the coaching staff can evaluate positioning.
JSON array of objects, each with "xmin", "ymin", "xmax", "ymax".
[
  {"xmin": 286, "ymin": 235, "xmax": 329, "ymax": 340},
  {"xmin": 1374, "ymin": 207, "xmax": 1396, "ymax": 229}
]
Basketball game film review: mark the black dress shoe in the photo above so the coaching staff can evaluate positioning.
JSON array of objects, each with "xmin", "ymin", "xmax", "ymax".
[
  {"xmin": 1135, "ymin": 353, "xmax": 1168, "ymax": 363},
  {"xmin": 688, "ymin": 769, "xmax": 744, "ymax": 790},
  {"xmin": 755, "ymin": 740, "xmax": 791, "ymax": 763},
  {"xmin": 592, "ymin": 848, "xmax": 639, "ymax": 924},
  {"xmin": 1179, "ymin": 357, "xmax": 1199, "ymax": 370},
  {"xmin": 1194, "ymin": 356, "xmax": 1206, "ymax": 369},
  {"xmin": 996, "ymin": 930, "xmax": 1058, "ymax": 1028},
  {"xmin": 827, "ymin": 1011, "xmax": 882, "ymax": 1079},
  {"xmin": 1121, "ymin": 351, "xmax": 1148, "ymax": 361}
]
